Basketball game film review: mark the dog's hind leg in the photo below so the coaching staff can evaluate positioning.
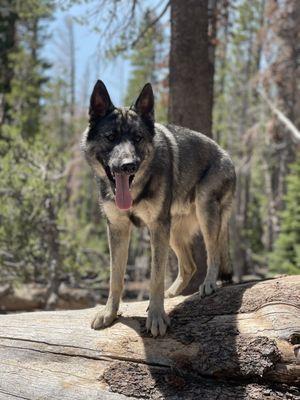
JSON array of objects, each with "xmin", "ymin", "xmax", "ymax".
[
  {"xmin": 219, "ymin": 218, "xmax": 233, "ymax": 283},
  {"xmin": 91, "ymin": 220, "xmax": 131, "ymax": 330},
  {"xmin": 196, "ymin": 193, "xmax": 223, "ymax": 297},
  {"xmin": 165, "ymin": 234, "xmax": 196, "ymax": 298},
  {"xmin": 196, "ymin": 186, "xmax": 234, "ymax": 296}
]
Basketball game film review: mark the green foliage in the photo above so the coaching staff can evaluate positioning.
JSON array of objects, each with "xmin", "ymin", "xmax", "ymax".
[
  {"xmin": 124, "ymin": 10, "xmax": 168, "ymax": 122},
  {"xmin": 270, "ymin": 159, "xmax": 300, "ymax": 274},
  {"xmin": 0, "ymin": 1, "xmax": 109, "ymax": 286},
  {"xmin": 0, "ymin": 132, "xmax": 62, "ymax": 282},
  {"xmin": 6, "ymin": 48, "xmax": 47, "ymax": 137},
  {"xmin": 213, "ymin": 0, "xmax": 273, "ymax": 275},
  {"xmin": 0, "ymin": 108, "xmax": 109, "ymax": 285},
  {"xmin": 1, "ymin": 0, "xmax": 298, "ymax": 292},
  {"xmin": 1, "ymin": 0, "xmax": 52, "ymax": 138}
]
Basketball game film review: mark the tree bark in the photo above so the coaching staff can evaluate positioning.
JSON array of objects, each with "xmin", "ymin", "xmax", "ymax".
[
  {"xmin": 0, "ymin": 1, "xmax": 17, "ymax": 127},
  {"xmin": 0, "ymin": 275, "xmax": 299, "ymax": 399},
  {"xmin": 168, "ymin": 0, "xmax": 214, "ymax": 135}
]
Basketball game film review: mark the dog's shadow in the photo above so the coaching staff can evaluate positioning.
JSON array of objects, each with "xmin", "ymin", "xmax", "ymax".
[{"xmin": 102, "ymin": 281, "xmax": 264, "ymax": 399}]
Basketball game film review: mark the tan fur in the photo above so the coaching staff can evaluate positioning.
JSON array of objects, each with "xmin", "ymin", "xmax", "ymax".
[
  {"xmin": 134, "ymin": 185, "xmax": 165, "ymax": 224},
  {"xmin": 166, "ymin": 206, "xmax": 198, "ymax": 297},
  {"xmin": 91, "ymin": 220, "xmax": 131, "ymax": 330},
  {"xmin": 84, "ymin": 83, "xmax": 235, "ymax": 338}
]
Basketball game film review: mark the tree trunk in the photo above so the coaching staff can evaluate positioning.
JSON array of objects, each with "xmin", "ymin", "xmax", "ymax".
[
  {"xmin": 44, "ymin": 197, "xmax": 62, "ymax": 309},
  {"xmin": 66, "ymin": 16, "xmax": 76, "ymax": 121},
  {"xmin": 0, "ymin": 275, "xmax": 299, "ymax": 399},
  {"xmin": 168, "ymin": 0, "xmax": 217, "ymax": 294},
  {"xmin": 0, "ymin": 1, "xmax": 17, "ymax": 127},
  {"xmin": 168, "ymin": 0, "xmax": 213, "ymax": 135}
]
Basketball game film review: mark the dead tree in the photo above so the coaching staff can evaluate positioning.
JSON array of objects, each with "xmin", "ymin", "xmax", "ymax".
[{"xmin": 0, "ymin": 275, "xmax": 299, "ymax": 399}]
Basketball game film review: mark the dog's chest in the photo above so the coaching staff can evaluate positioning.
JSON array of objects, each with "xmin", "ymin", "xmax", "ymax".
[{"xmin": 131, "ymin": 197, "xmax": 163, "ymax": 225}]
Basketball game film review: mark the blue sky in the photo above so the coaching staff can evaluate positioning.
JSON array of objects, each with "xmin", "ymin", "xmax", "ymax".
[
  {"xmin": 44, "ymin": 1, "xmax": 170, "ymax": 107},
  {"xmin": 44, "ymin": 3, "xmax": 131, "ymax": 106}
]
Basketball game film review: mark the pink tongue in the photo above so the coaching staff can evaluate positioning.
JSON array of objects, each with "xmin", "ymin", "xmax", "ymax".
[{"xmin": 115, "ymin": 173, "xmax": 132, "ymax": 210}]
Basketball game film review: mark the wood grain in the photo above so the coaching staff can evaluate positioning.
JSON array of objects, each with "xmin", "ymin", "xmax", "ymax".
[{"xmin": 0, "ymin": 276, "xmax": 299, "ymax": 399}]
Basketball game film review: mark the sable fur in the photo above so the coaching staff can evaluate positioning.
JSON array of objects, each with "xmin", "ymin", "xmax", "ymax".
[{"xmin": 82, "ymin": 80, "xmax": 236, "ymax": 337}]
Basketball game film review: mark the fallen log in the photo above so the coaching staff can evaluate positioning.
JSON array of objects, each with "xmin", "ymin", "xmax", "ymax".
[{"xmin": 0, "ymin": 275, "xmax": 299, "ymax": 399}]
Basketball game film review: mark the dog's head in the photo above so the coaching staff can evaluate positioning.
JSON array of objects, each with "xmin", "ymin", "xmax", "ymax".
[{"xmin": 83, "ymin": 80, "xmax": 155, "ymax": 210}]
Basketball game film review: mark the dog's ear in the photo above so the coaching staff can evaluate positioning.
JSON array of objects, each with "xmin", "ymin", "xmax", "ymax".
[
  {"xmin": 133, "ymin": 83, "xmax": 154, "ymax": 120},
  {"xmin": 89, "ymin": 80, "xmax": 114, "ymax": 120}
]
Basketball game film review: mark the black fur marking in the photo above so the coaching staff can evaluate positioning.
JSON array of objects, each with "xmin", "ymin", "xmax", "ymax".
[
  {"xmin": 198, "ymin": 164, "xmax": 211, "ymax": 183},
  {"xmin": 88, "ymin": 112, "xmax": 119, "ymax": 140},
  {"xmin": 129, "ymin": 213, "xmax": 144, "ymax": 227},
  {"xmin": 89, "ymin": 80, "xmax": 115, "ymax": 122},
  {"xmin": 133, "ymin": 175, "xmax": 154, "ymax": 205},
  {"xmin": 218, "ymin": 271, "xmax": 233, "ymax": 283},
  {"xmin": 97, "ymin": 177, "xmax": 114, "ymax": 201},
  {"xmin": 189, "ymin": 187, "xmax": 196, "ymax": 203},
  {"xmin": 157, "ymin": 129, "xmax": 174, "ymax": 219}
]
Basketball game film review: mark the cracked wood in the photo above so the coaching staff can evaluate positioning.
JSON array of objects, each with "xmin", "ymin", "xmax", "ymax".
[{"xmin": 0, "ymin": 275, "xmax": 299, "ymax": 399}]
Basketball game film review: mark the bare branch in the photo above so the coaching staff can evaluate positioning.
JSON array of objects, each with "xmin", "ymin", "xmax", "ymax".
[
  {"xmin": 258, "ymin": 89, "xmax": 300, "ymax": 144},
  {"xmin": 130, "ymin": 0, "xmax": 138, "ymax": 21},
  {"xmin": 112, "ymin": 0, "xmax": 170, "ymax": 53},
  {"xmin": 130, "ymin": 1, "xmax": 170, "ymax": 49}
]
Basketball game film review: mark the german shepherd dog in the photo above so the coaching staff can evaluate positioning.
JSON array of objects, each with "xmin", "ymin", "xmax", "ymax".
[{"xmin": 82, "ymin": 80, "xmax": 236, "ymax": 337}]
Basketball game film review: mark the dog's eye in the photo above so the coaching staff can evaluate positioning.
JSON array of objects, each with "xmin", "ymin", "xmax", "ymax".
[
  {"xmin": 106, "ymin": 133, "xmax": 116, "ymax": 142},
  {"xmin": 134, "ymin": 135, "xmax": 143, "ymax": 143}
]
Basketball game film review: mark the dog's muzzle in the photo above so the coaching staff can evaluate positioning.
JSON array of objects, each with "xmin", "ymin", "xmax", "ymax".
[{"xmin": 105, "ymin": 161, "xmax": 139, "ymax": 211}]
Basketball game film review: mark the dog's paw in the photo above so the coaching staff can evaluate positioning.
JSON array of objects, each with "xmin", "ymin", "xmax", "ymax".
[
  {"xmin": 146, "ymin": 308, "xmax": 170, "ymax": 337},
  {"xmin": 165, "ymin": 286, "xmax": 179, "ymax": 298},
  {"xmin": 199, "ymin": 279, "xmax": 217, "ymax": 298},
  {"xmin": 91, "ymin": 308, "xmax": 117, "ymax": 330},
  {"xmin": 165, "ymin": 278, "xmax": 186, "ymax": 298}
]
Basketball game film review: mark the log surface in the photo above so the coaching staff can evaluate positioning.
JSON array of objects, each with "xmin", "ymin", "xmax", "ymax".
[{"xmin": 0, "ymin": 276, "xmax": 299, "ymax": 399}]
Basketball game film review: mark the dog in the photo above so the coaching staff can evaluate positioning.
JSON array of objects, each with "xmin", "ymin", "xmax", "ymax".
[{"xmin": 82, "ymin": 80, "xmax": 236, "ymax": 337}]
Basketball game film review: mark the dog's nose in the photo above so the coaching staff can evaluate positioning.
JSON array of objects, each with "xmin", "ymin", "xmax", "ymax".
[{"xmin": 120, "ymin": 161, "xmax": 137, "ymax": 174}]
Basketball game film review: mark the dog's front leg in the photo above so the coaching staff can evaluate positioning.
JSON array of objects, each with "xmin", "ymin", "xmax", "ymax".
[
  {"xmin": 147, "ymin": 222, "xmax": 170, "ymax": 337},
  {"xmin": 91, "ymin": 220, "xmax": 131, "ymax": 330}
]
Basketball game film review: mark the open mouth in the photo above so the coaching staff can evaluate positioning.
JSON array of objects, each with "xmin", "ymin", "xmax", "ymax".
[{"xmin": 105, "ymin": 166, "xmax": 135, "ymax": 211}]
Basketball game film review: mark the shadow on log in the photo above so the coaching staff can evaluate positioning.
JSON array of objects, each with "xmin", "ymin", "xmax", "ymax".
[{"xmin": 0, "ymin": 275, "xmax": 299, "ymax": 399}]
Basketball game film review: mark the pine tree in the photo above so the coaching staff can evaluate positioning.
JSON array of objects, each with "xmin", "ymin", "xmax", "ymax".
[
  {"xmin": 213, "ymin": 0, "xmax": 266, "ymax": 279},
  {"xmin": 124, "ymin": 10, "xmax": 167, "ymax": 121},
  {"xmin": 270, "ymin": 159, "xmax": 300, "ymax": 274},
  {"xmin": 0, "ymin": 0, "xmax": 17, "ymax": 126},
  {"xmin": 0, "ymin": 1, "xmax": 53, "ymax": 138},
  {"xmin": 0, "ymin": 1, "xmax": 103, "ymax": 291}
]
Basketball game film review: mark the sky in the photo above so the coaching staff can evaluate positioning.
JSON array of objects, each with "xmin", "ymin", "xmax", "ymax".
[
  {"xmin": 44, "ymin": 1, "xmax": 170, "ymax": 108},
  {"xmin": 44, "ymin": 3, "xmax": 131, "ymax": 107}
]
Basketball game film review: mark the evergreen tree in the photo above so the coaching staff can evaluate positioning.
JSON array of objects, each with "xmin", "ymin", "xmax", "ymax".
[
  {"xmin": 0, "ymin": 1, "xmax": 52, "ymax": 137},
  {"xmin": 213, "ymin": 0, "xmax": 266, "ymax": 279},
  {"xmin": 124, "ymin": 10, "xmax": 167, "ymax": 121},
  {"xmin": 270, "ymin": 159, "xmax": 300, "ymax": 274},
  {"xmin": 0, "ymin": 0, "xmax": 17, "ymax": 126},
  {"xmin": 0, "ymin": 1, "xmax": 108, "ymax": 291}
]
